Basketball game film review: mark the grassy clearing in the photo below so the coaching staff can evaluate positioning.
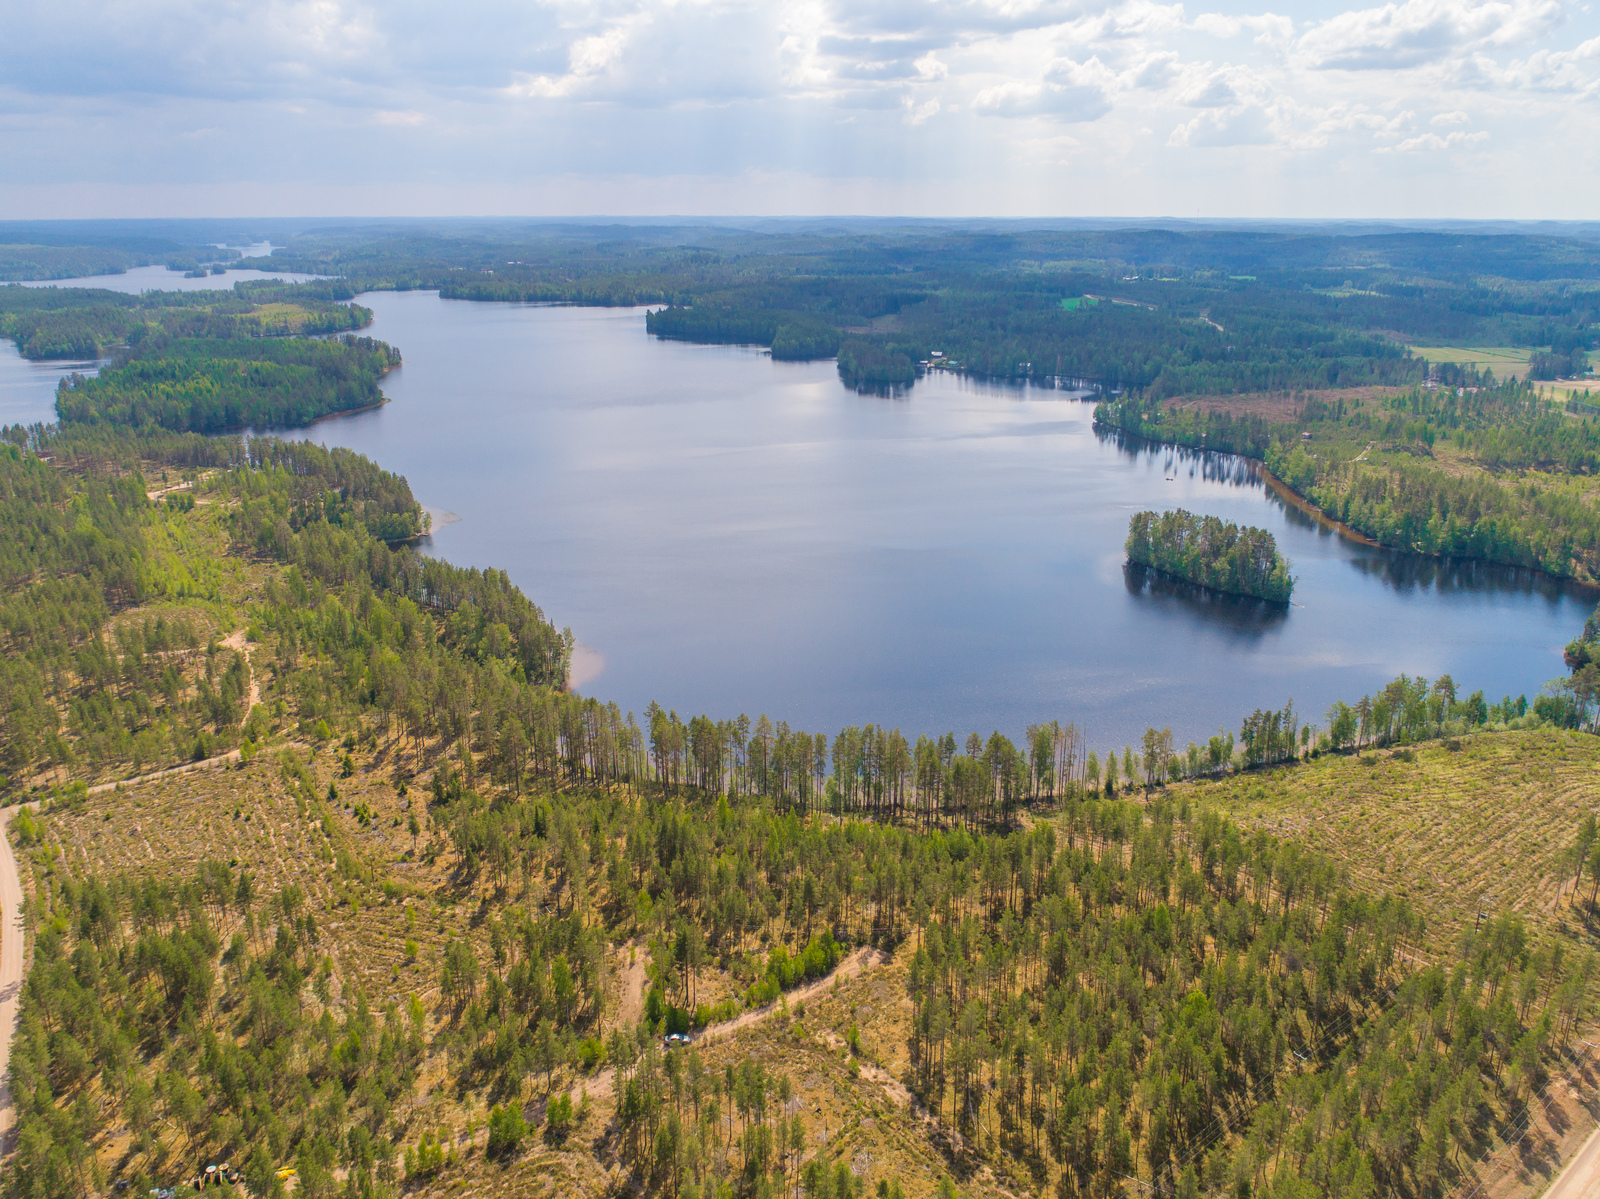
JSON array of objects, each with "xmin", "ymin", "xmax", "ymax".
[
  {"xmin": 40, "ymin": 752, "xmax": 451, "ymax": 1011},
  {"xmin": 1534, "ymin": 380, "xmax": 1600, "ymax": 400},
  {"xmin": 1408, "ymin": 345, "xmax": 1534, "ymax": 379}
]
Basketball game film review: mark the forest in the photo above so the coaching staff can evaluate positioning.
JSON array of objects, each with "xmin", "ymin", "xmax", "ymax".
[
  {"xmin": 0, "ymin": 237, "xmax": 239, "ymax": 283},
  {"xmin": 1097, "ymin": 382, "xmax": 1600, "ymax": 584},
  {"xmin": 1125, "ymin": 510, "xmax": 1294, "ymax": 604},
  {"xmin": 55, "ymin": 336, "xmax": 401, "ymax": 433},
  {"xmin": 0, "ymin": 415, "xmax": 1596, "ymax": 1199},
  {"xmin": 0, "ymin": 282, "xmax": 370, "ymax": 360},
  {"xmin": 239, "ymin": 224, "xmax": 1599, "ymax": 398},
  {"xmin": 2, "ymin": 222, "xmax": 1600, "ymax": 1199}
]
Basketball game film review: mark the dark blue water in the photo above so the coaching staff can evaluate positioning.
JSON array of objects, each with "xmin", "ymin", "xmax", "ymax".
[{"xmin": 251, "ymin": 291, "xmax": 1590, "ymax": 753}]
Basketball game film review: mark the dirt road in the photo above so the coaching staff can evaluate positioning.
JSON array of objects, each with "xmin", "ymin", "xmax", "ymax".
[
  {"xmin": 1545, "ymin": 1124, "xmax": 1600, "ymax": 1199},
  {"xmin": 0, "ymin": 805, "xmax": 30, "ymax": 1152},
  {"xmin": 583, "ymin": 947, "xmax": 890, "ymax": 1102},
  {"xmin": 87, "ymin": 631, "xmax": 258, "ymax": 796},
  {"xmin": 221, "ymin": 629, "xmax": 262, "ymax": 712}
]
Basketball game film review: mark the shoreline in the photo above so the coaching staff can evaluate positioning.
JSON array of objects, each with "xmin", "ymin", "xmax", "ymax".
[{"xmin": 1101, "ymin": 419, "xmax": 1600, "ymax": 595}]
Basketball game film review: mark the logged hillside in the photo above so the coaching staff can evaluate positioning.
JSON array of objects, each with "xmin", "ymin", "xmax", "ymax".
[
  {"xmin": 1200, "ymin": 731, "xmax": 1600, "ymax": 948},
  {"xmin": 2, "ymin": 426, "xmax": 1600, "ymax": 1199}
]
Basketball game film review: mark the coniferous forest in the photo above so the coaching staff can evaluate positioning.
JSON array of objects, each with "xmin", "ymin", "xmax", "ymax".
[{"xmin": 1, "ymin": 222, "xmax": 1600, "ymax": 1199}]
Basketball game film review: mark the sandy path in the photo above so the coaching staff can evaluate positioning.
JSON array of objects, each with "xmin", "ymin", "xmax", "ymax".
[
  {"xmin": 1545, "ymin": 1123, "xmax": 1600, "ymax": 1199},
  {"xmin": 222, "ymin": 629, "xmax": 262, "ymax": 713},
  {"xmin": 583, "ymin": 947, "xmax": 890, "ymax": 1102},
  {"xmin": 87, "ymin": 752, "xmax": 241, "ymax": 796},
  {"xmin": 0, "ymin": 802, "xmax": 39, "ymax": 1153},
  {"xmin": 87, "ymin": 630, "xmax": 258, "ymax": 796},
  {"xmin": 615, "ymin": 948, "xmax": 648, "ymax": 1029}
]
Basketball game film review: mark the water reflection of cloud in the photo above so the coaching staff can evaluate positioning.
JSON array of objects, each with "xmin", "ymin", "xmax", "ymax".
[
  {"xmin": 1123, "ymin": 564, "xmax": 1289, "ymax": 643},
  {"xmin": 570, "ymin": 643, "xmax": 606, "ymax": 689},
  {"xmin": 931, "ymin": 374, "xmax": 1100, "ymax": 403}
]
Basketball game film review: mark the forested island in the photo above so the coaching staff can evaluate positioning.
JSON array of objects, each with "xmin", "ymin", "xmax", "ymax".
[
  {"xmin": 0, "ymin": 280, "xmax": 370, "ymax": 359},
  {"xmin": 1125, "ymin": 509, "xmax": 1295, "ymax": 603},
  {"xmin": 0, "ymin": 282, "xmax": 397, "ymax": 432}
]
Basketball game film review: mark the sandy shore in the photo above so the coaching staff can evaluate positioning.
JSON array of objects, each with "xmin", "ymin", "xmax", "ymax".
[{"xmin": 569, "ymin": 643, "xmax": 605, "ymax": 688}]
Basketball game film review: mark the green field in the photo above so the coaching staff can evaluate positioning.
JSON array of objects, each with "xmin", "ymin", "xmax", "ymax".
[{"xmin": 1408, "ymin": 344, "xmax": 1534, "ymax": 378}]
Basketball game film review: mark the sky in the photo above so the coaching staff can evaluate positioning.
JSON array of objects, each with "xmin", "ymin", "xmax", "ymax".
[{"xmin": 1, "ymin": 0, "xmax": 1598, "ymax": 219}]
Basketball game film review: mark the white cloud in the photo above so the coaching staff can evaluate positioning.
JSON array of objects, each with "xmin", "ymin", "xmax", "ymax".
[
  {"xmin": 1168, "ymin": 104, "xmax": 1275, "ymax": 145},
  {"xmin": 0, "ymin": 0, "xmax": 1596, "ymax": 215},
  {"xmin": 1124, "ymin": 50, "xmax": 1181, "ymax": 87},
  {"xmin": 1299, "ymin": 0, "xmax": 1565, "ymax": 71},
  {"xmin": 1192, "ymin": 12, "xmax": 1294, "ymax": 43},
  {"xmin": 1381, "ymin": 127, "xmax": 1491, "ymax": 148},
  {"xmin": 1178, "ymin": 68, "xmax": 1242, "ymax": 106},
  {"xmin": 972, "ymin": 79, "xmax": 1112, "ymax": 119}
]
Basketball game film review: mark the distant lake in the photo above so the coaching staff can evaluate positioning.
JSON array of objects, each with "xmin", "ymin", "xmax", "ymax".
[
  {"xmin": 17, "ymin": 244, "xmax": 322, "ymax": 295},
  {"xmin": 247, "ymin": 291, "xmax": 1591, "ymax": 753},
  {"xmin": 0, "ymin": 343, "xmax": 101, "ymax": 427}
]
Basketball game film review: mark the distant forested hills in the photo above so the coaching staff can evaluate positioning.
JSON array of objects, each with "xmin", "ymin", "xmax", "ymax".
[
  {"xmin": 0, "ymin": 281, "xmax": 369, "ymax": 359},
  {"xmin": 0, "ymin": 240, "xmax": 241, "ymax": 282},
  {"xmin": 245, "ymin": 225, "xmax": 1600, "ymax": 396}
]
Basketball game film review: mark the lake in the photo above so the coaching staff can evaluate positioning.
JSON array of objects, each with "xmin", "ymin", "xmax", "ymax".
[
  {"xmin": 17, "ymin": 263, "xmax": 325, "ymax": 296},
  {"xmin": 248, "ymin": 291, "xmax": 1591, "ymax": 753}
]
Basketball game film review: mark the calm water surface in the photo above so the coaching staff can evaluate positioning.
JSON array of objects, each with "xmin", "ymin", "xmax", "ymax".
[
  {"xmin": 18, "ymin": 245, "xmax": 322, "ymax": 296},
  {"xmin": 252, "ymin": 291, "xmax": 1592, "ymax": 751},
  {"xmin": 0, "ymin": 341, "xmax": 101, "ymax": 427}
]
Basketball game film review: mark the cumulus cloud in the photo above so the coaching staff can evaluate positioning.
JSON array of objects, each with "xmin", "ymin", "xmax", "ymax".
[
  {"xmin": 1168, "ymin": 104, "xmax": 1276, "ymax": 146},
  {"xmin": 972, "ymin": 79, "xmax": 1112, "ymax": 118},
  {"xmin": 1298, "ymin": 0, "xmax": 1564, "ymax": 71},
  {"xmin": 1123, "ymin": 50, "xmax": 1180, "ymax": 87},
  {"xmin": 1381, "ymin": 128, "xmax": 1491, "ymax": 149},
  {"xmin": 0, "ymin": 0, "xmax": 1597, "ymax": 214},
  {"xmin": 1178, "ymin": 69, "xmax": 1241, "ymax": 106},
  {"xmin": 1192, "ymin": 12, "xmax": 1294, "ymax": 44}
]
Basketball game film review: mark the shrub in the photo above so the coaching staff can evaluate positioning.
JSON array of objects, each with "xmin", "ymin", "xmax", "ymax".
[
  {"xmin": 577, "ymin": 1036, "xmax": 606, "ymax": 1072},
  {"xmin": 404, "ymin": 1132, "xmax": 445, "ymax": 1178},
  {"xmin": 545, "ymin": 1093, "xmax": 573, "ymax": 1141},
  {"xmin": 486, "ymin": 1103, "xmax": 527, "ymax": 1157}
]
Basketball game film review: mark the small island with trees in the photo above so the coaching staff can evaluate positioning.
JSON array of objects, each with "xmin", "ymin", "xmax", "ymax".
[{"xmin": 1126, "ymin": 507, "xmax": 1295, "ymax": 603}]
